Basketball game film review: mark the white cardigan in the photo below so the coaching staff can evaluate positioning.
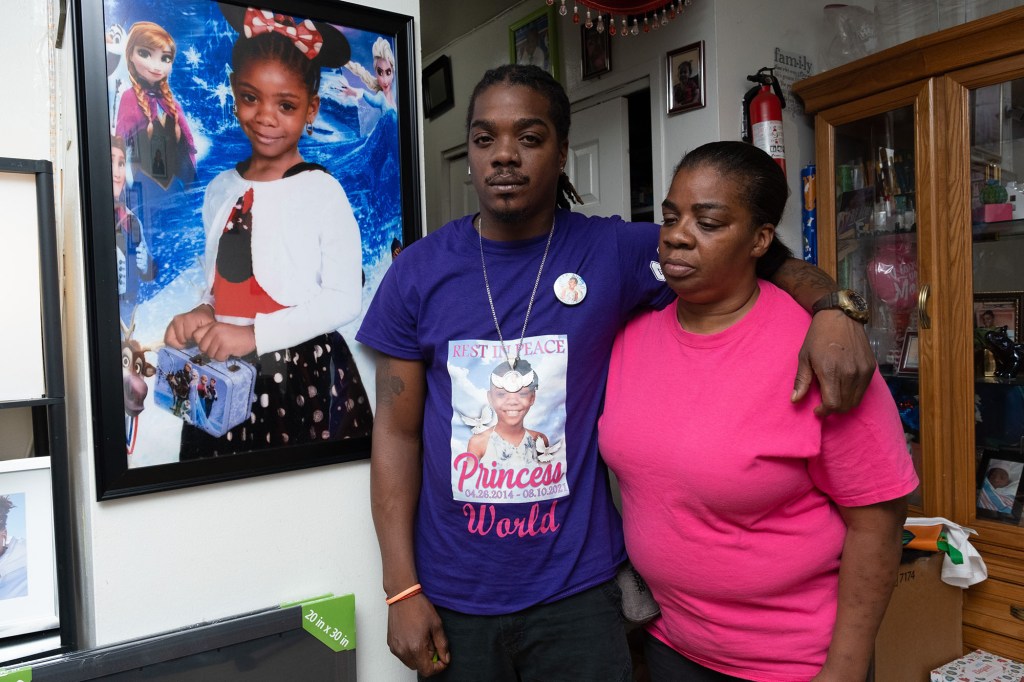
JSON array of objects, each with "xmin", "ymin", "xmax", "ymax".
[{"xmin": 201, "ymin": 168, "xmax": 363, "ymax": 355}]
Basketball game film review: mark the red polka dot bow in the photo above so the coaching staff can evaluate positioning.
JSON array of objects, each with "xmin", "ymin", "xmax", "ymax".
[{"xmin": 242, "ymin": 8, "xmax": 324, "ymax": 60}]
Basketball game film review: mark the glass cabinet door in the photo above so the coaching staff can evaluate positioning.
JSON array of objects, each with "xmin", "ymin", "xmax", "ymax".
[
  {"xmin": 970, "ymin": 77, "xmax": 1024, "ymax": 530},
  {"xmin": 832, "ymin": 105, "xmax": 924, "ymax": 508}
]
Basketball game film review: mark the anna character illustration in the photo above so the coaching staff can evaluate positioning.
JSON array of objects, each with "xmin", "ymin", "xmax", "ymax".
[{"xmin": 115, "ymin": 21, "xmax": 196, "ymax": 187}]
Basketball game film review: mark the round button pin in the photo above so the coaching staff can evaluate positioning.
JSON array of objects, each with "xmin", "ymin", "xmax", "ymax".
[{"xmin": 554, "ymin": 272, "xmax": 586, "ymax": 305}]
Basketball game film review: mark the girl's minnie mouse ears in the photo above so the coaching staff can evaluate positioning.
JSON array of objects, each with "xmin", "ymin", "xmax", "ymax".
[{"xmin": 220, "ymin": 5, "xmax": 350, "ymax": 68}]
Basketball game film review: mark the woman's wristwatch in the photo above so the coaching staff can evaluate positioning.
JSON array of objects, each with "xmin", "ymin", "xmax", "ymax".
[{"xmin": 811, "ymin": 289, "xmax": 870, "ymax": 323}]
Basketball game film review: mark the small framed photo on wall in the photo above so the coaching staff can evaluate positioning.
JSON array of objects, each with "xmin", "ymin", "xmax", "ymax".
[
  {"xmin": 974, "ymin": 292, "xmax": 1023, "ymax": 341},
  {"xmin": 666, "ymin": 40, "xmax": 704, "ymax": 115},
  {"xmin": 423, "ymin": 54, "xmax": 454, "ymax": 120},
  {"xmin": 580, "ymin": 23, "xmax": 610, "ymax": 80},
  {"xmin": 510, "ymin": 5, "xmax": 560, "ymax": 82}
]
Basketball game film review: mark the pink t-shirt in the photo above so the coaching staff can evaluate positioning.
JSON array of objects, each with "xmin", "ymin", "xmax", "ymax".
[{"xmin": 598, "ymin": 281, "xmax": 919, "ymax": 681}]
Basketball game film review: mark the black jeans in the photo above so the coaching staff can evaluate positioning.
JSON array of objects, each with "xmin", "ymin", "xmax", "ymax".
[
  {"xmin": 422, "ymin": 580, "xmax": 631, "ymax": 682},
  {"xmin": 644, "ymin": 633, "xmax": 751, "ymax": 682}
]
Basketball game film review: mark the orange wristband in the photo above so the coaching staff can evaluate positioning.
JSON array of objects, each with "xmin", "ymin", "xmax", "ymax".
[{"xmin": 385, "ymin": 583, "xmax": 422, "ymax": 605}]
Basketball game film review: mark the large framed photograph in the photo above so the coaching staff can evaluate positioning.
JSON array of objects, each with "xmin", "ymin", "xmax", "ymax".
[
  {"xmin": 581, "ymin": 23, "xmax": 610, "ymax": 80},
  {"xmin": 509, "ymin": 5, "xmax": 560, "ymax": 82},
  {"xmin": 666, "ymin": 41, "xmax": 705, "ymax": 115},
  {"xmin": 974, "ymin": 292, "xmax": 1023, "ymax": 341},
  {"xmin": 0, "ymin": 458, "xmax": 58, "ymax": 639},
  {"xmin": 976, "ymin": 448, "xmax": 1024, "ymax": 523},
  {"xmin": 73, "ymin": 0, "xmax": 422, "ymax": 498}
]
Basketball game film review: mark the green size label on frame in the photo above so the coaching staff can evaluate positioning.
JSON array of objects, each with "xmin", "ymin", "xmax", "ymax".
[
  {"xmin": 300, "ymin": 594, "xmax": 356, "ymax": 652},
  {"xmin": 0, "ymin": 667, "xmax": 32, "ymax": 682}
]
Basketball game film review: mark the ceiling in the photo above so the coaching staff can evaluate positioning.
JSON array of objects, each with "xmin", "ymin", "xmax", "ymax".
[{"xmin": 420, "ymin": 0, "xmax": 523, "ymax": 55}]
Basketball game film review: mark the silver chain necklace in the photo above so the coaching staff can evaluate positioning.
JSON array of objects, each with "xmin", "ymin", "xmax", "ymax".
[{"xmin": 477, "ymin": 214, "xmax": 556, "ymax": 392}]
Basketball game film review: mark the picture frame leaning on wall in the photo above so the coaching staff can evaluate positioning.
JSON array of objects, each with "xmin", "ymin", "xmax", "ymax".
[
  {"xmin": 72, "ymin": 0, "xmax": 422, "ymax": 499},
  {"xmin": 0, "ymin": 457, "xmax": 58, "ymax": 640}
]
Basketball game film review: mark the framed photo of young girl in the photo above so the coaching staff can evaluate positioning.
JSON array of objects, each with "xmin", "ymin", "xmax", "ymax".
[{"xmin": 72, "ymin": 0, "xmax": 422, "ymax": 498}]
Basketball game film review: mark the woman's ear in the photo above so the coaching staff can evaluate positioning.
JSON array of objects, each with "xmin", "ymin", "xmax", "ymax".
[{"xmin": 751, "ymin": 223, "xmax": 776, "ymax": 258}]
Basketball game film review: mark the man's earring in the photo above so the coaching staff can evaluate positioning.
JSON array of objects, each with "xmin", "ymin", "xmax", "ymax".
[
  {"xmin": 232, "ymin": 104, "xmax": 238, "ymax": 116},
  {"xmin": 306, "ymin": 122, "xmax": 314, "ymax": 136},
  {"xmin": 467, "ymin": 165, "xmax": 472, "ymax": 175}
]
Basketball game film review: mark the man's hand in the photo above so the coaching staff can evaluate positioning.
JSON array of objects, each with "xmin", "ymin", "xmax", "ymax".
[
  {"xmin": 387, "ymin": 595, "xmax": 450, "ymax": 677},
  {"xmin": 792, "ymin": 310, "xmax": 876, "ymax": 416},
  {"xmin": 164, "ymin": 305, "xmax": 215, "ymax": 349},
  {"xmin": 192, "ymin": 321, "xmax": 257, "ymax": 361}
]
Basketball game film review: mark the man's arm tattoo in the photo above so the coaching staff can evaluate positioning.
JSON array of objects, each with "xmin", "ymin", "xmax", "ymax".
[{"xmin": 375, "ymin": 356, "xmax": 406, "ymax": 407}]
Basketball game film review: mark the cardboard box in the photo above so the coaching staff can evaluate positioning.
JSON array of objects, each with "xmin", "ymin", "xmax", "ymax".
[
  {"xmin": 870, "ymin": 551, "xmax": 963, "ymax": 681},
  {"xmin": 930, "ymin": 649, "xmax": 1024, "ymax": 681}
]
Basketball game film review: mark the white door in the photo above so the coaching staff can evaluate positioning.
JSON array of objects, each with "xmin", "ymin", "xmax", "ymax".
[
  {"xmin": 445, "ymin": 152, "xmax": 479, "ymax": 225},
  {"xmin": 566, "ymin": 96, "xmax": 630, "ymax": 220}
]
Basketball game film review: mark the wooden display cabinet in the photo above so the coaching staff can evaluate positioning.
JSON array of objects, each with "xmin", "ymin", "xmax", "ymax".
[{"xmin": 794, "ymin": 7, "xmax": 1024, "ymax": 660}]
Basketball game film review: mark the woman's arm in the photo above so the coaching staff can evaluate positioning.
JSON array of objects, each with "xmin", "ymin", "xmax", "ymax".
[
  {"xmin": 813, "ymin": 497, "xmax": 907, "ymax": 682},
  {"xmin": 771, "ymin": 257, "xmax": 876, "ymax": 416},
  {"xmin": 371, "ymin": 354, "xmax": 450, "ymax": 677}
]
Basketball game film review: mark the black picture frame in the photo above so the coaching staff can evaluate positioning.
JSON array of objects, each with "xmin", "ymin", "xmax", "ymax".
[
  {"xmin": 896, "ymin": 331, "xmax": 920, "ymax": 376},
  {"xmin": 974, "ymin": 291, "xmax": 1023, "ymax": 342},
  {"xmin": 976, "ymin": 448, "xmax": 1024, "ymax": 523},
  {"xmin": 423, "ymin": 55, "xmax": 454, "ymax": 120},
  {"xmin": 580, "ymin": 23, "xmax": 610, "ymax": 80},
  {"xmin": 666, "ymin": 40, "xmax": 705, "ymax": 116},
  {"xmin": 72, "ymin": 0, "xmax": 422, "ymax": 499}
]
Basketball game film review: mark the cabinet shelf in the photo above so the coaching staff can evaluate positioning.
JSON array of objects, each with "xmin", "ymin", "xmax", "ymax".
[
  {"xmin": 975, "ymin": 375, "xmax": 1024, "ymax": 387},
  {"xmin": 973, "ymin": 218, "xmax": 1024, "ymax": 242}
]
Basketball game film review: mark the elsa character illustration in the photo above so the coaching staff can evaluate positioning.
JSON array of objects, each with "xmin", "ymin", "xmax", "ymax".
[
  {"xmin": 163, "ymin": 6, "xmax": 372, "ymax": 458},
  {"xmin": 115, "ymin": 21, "xmax": 196, "ymax": 186},
  {"xmin": 342, "ymin": 37, "xmax": 396, "ymax": 110},
  {"xmin": 467, "ymin": 360, "xmax": 550, "ymax": 467}
]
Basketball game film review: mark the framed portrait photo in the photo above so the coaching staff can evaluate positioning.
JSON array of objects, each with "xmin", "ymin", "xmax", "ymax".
[
  {"xmin": 897, "ymin": 331, "xmax": 920, "ymax": 376},
  {"xmin": 974, "ymin": 291, "xmax": 1023, "ymax": 341},
  {"xmin": 0, "ymin": 458, "xmax": 58, "ymax": 640},
  {"xmin": 666, "ymin": 40, "xmax": 705, "ymax": 115},
  {"xmin": 509, "ymin": 5, "xmax": 560, "ymax": 82},
  {"xmin": 580, "ymin": 23, "xmax": 610, "ymax": 80},
  {"xmin": 423, "ymin": 54, "xmax": 454, "ymax": 120},
  {"xmin": 976, "ymin": 448, "xmax": 1024, "ymax": 523},
  {"xmin": 72, "ymin": 0, "xmax": 422, "ymax": 499}
]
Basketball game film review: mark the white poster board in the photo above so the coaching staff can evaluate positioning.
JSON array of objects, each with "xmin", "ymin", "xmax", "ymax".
[{"xmin": 0, "ymin": 172, "xmax": 45, "ymax": 401}]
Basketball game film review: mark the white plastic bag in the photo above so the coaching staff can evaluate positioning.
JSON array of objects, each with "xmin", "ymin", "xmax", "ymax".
[{"xmin": 904, "ymin": 517, "xmax": 988, "ymax": 587}]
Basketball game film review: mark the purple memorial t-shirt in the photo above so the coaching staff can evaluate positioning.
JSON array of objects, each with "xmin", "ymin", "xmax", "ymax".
[{"xmin": 357, "ymin": 209, "xmax": 672, "ymax": 615}]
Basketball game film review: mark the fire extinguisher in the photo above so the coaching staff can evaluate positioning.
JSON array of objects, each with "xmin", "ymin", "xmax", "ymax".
[{"xmin": 742, "ymin": 67, "xmax": 787, "ymax": 175}]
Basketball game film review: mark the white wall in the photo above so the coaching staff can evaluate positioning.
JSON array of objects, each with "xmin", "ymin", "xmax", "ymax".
[
  {"xmin": 48, "ymin": 1, "xmax": 423, "ymax": 680},
  {"xmin": 422, "ymin": 0, "xmax": 822, "ymax": 248}
]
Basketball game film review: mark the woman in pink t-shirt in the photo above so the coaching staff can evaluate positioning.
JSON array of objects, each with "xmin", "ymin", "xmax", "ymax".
[{"xmin": 599, "ymin": 141, "xmax": 918, "ymax": 681}]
